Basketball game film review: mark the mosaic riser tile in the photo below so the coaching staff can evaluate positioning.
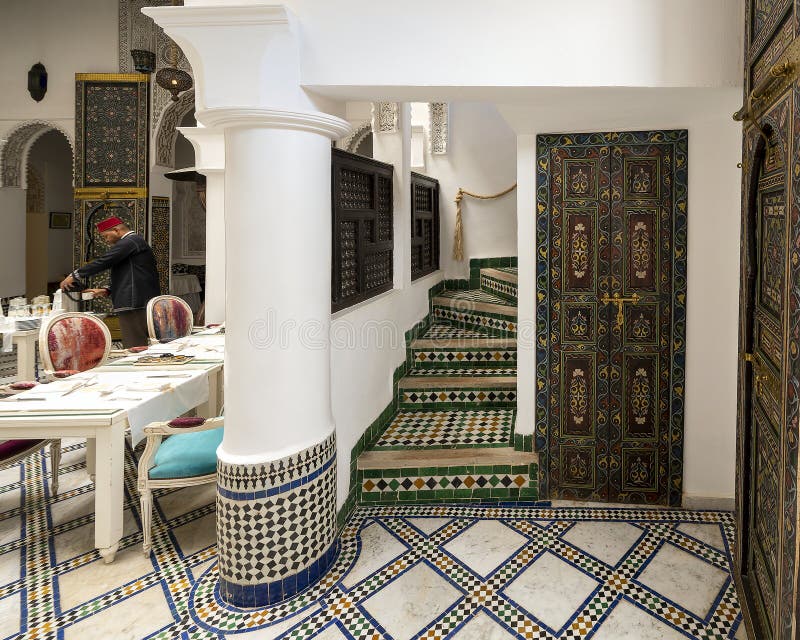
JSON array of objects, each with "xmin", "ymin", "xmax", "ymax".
[
  {"xmin": 480, "ymin": 274, "xmax": 518, "ymax": 302},
  {"xmin": 433, "ymin": 307, "xmax": 517, "ymax": 337},
  {"xmin": 407, "ymin": 367, "xmax": 518, "ymax": 377},
  {"xmin": 374, "ymin": 409, "xmax": 515, "ymax": 449},
  {"xmin": 400, "ymin": 389, "xmax": 517, "ymax": 406},
  {"xmin": 434, "ymin": 289, "xmax": 513, "ymax": 304},
  {"xmin": 412, "ymin": 349, "xmax": 517, "ymax": 366},
  {"xmin": 419, "ymin": 324, "xmax": 491, "ymax": 339},
  {"xmin": 361, "ymin": 473, "xmax": 533, "ymax": 493}
]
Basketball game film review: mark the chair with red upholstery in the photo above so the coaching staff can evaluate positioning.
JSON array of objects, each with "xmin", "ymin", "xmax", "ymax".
[
  {"xmin": 146, "ymin": 295, "xmax": 193, "ymax": 343},
  {"xmin": 38, "ymin": 312, "xmax": 112, "ymax": 379},
  {"xmin": 0, "ymin": 438, "xmax": 61, "ymax": 494}
]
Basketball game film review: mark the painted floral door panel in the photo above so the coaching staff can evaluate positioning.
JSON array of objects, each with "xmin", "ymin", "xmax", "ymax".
[{"xmin": 537, "ymin": 130, "xmax": 687, "ymax": 506}]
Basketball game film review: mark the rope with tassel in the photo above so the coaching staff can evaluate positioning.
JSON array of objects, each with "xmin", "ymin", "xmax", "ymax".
[{"xmin": 452, "ymin": 183, "xmax": 517, "ymax": 260}]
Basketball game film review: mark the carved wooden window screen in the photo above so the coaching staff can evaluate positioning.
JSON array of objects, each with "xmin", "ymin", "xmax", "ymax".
[
  {"xmin": 410, "ymin": 172, "xmax": 440, "ymax": 281},
  {"xmin": 331, "ymin": 148, "xmax": 394, "ymax": 312}
]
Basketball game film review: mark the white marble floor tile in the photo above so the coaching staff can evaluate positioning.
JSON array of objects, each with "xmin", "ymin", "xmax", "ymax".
[
  {"xmin": 54, "ymin": 508, "xmax": 139, "ymax": 563},
  {"xmin": 62, "ymin": 583, "xmax": 173, "ymax": 640},
  {"xmin": 50, "ymin": 491, "xmax": 95, "ymax": 527},
  {"xmin": 341, "ymin": 522, "xmax": 407, "ymax": 588},
  {"xmin": 592, "ymin": 598, "xmax": 688, "ymax": 639},
  {"xmin": 225, "ymin": 605, "xmax": 322, "ymax": 640},
  {"xmin": 502, "ymin": 551, "xmax": 599, "ymax": 633},
  {"xmin": 637, "ymin": 542, "xmax": 728, "ymax": 618},
  {"xmin": 442, "ymin": 520, "xmax": 527, "ymax": 578},
  {"xmin": 0, "ymin": 549, "xmax": 20, "ymax": 587},
  {"xmin": 54, "ymin": 467, "xmax": 93, "ymax": 495},
  {"xmin": 308, "ymin": 622, "xmax": 348, "ymax": 640},
  {"xmin": 0, "ymin": 592, "xmax": 20, "ymax": 639},
  {"xmin": 0, "ymin": 465, "xmax": 21, "ymax": 487},
  {"xmin": 450, "ymin": 611, "xmax": 516, "ymax": 640},
  {"xmin": 406, "ymin": 517, "xmax": 452, "ymax": 536},
  {"xmin": 361, "ymin": 562, "xmax": 462, "ymax": 640},
  {"xmin": 156, "ymin": 483, "xmax": 216, "ymax": 520},
  {"xmin": 561, "ymin": 521, "xmax": 643, "ymax": 566},
  {"xmin": 57, "ymin": 545, "xmax": 156, "ymax": 611},
  {"xmin": 171, "ymin": 512, "xmax": 217, "ymax": 556},
  {"xmin": 0, "ymin": 515, "xmax": 20, "ymax": 546},
  {"xmin": 0, "ymin": 487, "xmax": 20, "ymax": 514},
  {"xmin": 677, "ymin": 522, "xmax": 725, "ymax": 551}
]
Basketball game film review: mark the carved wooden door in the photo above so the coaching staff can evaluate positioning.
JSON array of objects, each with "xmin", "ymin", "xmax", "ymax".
[
  {"xmin": 738, "ymin": 97, "xmax": 793, "ymax": 640},
  {"xmin": 536, "ymin": 130, "xmax": 688, "ymax": 506}
]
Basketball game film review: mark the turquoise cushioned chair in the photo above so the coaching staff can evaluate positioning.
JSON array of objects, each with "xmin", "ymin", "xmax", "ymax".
[{"xmin": 137, "ymin": 416, "xmax": 223, "ymax": 553}]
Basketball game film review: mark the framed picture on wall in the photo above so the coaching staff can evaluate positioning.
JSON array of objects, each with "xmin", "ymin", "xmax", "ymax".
[{"xmin": 49, "ymin": 212, "xmax": 71, "ymax": 229}]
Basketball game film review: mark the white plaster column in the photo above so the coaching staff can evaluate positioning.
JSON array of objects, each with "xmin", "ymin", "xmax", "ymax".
[
  {"xmin": 177, "ymin": 126, "xmax": 226, "ymax": 324},
  {"xmin": 144, "ymin": 2, "xmax": 350, "ymax": 608}
]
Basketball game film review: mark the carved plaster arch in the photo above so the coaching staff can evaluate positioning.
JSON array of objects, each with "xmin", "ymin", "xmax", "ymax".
[
  {"xmin": 0, "ymin": 121, "xmax": 74, "ymax": 188},
  {"xmin": 153, "ymin": 90, "xmax": 195, "ymax": 168},
  {"xmin": 339, "ymin": 120, "xmax": 372, "ymax": 154}
]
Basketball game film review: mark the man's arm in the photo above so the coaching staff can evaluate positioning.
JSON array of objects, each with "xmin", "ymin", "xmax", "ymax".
[{"xmin": 74, "ymin": 236, "xmax": 138, "ymax": 280}]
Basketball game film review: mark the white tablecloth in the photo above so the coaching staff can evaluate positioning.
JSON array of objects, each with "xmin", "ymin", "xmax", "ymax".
[
  {"xmin": 1, "ymin": 369, "xmax": 209, "ymax": 446},
  {"xmin": 171, "ymin": 273, "xmax": 202, "ymax": 295}
]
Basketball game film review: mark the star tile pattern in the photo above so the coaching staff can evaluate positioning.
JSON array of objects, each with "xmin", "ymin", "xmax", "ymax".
[{"xmin": 0, "ymin": 442, "xmax": 744, "ymax": 640}]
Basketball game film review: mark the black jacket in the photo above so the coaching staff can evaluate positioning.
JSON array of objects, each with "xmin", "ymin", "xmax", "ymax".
[{"xmin": 75, "ymin": 233, "xmax": 161, "ymax": 312}]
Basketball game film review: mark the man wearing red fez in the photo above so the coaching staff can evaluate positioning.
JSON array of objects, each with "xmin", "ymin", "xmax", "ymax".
[{"xmin": 59, "ymin": 216, "xmax": 160, "ymax": 347}]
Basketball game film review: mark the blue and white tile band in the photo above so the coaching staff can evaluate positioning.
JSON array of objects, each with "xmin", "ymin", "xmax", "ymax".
[{"xmin": 216, "ymin": 432, "xmax": 337, "ymax": 608}]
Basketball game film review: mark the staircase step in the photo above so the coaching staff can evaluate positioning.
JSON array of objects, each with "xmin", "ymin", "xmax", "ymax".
[
  {"xmin": 432, "ymin": 290, "xmax": 517, "ymax": 337},
  {"xmin": 372, "ymin": 408, "xmax": 514, "ymax": 449},
  {"xmin": 358, "ymin": 447, "xmax": 539, "ymax": 503},
  {"xmin": 480, "ymin": 267, "xmax": 518, "ymax": 302},
  {"xmin": 419, "ymin": 324, "xmax": 491, "ymax": 340},
  {"xmin": 398, "ymin": 375, "xmax": 516, "ymax": 408},
  {"xmin": 411, "ymin": 335, "xmax": 517, "ymax": 369}
]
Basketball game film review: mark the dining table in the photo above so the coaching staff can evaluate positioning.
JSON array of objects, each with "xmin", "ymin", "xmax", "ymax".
[{"xmin": 0, "ymin": 329, "xmax": 225, "ymax": 563}]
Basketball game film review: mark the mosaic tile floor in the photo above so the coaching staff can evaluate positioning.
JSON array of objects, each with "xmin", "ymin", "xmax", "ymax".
[
  {"xmin": 372, "ymin": 409, "xmax": 515, "ymax": 449},
  {"xmin": 0, "ymin": 439, "xmax": 748, "ymax": 640}
]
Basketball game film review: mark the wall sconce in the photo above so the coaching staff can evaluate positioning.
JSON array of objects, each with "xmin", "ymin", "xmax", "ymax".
[{"xmin": 27, "ymin": 63, "xmax": 47, "ymax": 102}]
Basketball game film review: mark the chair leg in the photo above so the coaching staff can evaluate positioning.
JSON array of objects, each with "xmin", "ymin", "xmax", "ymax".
[
  {"xmin": 141, "ymin": 487, "xmax": 153, "ymax": 554},
  {"xmin": 49, "ymin": 440, "xmax": 61, "ymax": 496}
]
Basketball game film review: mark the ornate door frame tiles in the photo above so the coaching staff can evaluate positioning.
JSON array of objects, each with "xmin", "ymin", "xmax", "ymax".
[{"xmin": 536, "ymin": 130, "xmax": 688, "ymax": 507}]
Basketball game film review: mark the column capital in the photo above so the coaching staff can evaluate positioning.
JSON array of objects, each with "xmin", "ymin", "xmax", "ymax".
[
  {"xmin": 196, "ymin": 107, "xmax": 350, "ymax": 139},
  {"xmin": 177, "ymin": 126, "xmax": 225, "ymax": 173},
  {"xmin": 142, "ymin": 3, "xmax": 323, "ymax": 115}
]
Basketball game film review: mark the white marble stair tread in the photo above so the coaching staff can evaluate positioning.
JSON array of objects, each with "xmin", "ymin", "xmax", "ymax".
[
  {"xmin": 398, "ymin": 375, "xmax": 516, "ymax": 389},
  {"xmin": 358, "ymin": 447, "xmax": 538, "ymax": 470}
]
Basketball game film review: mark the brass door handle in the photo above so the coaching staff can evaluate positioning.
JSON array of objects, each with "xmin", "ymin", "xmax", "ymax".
[
  {"xmin": 742, "ymin": 352, "xmax": 770, "ymax": 394},
  {"xmin": 600, "ymin": 292, "xmax": 640, "ymax": 329}
]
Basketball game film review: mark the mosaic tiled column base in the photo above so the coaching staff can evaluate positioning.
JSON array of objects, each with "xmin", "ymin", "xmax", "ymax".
[{"xmin": 216, "ymin": 432, "xmax": 337, "ymax": 608}]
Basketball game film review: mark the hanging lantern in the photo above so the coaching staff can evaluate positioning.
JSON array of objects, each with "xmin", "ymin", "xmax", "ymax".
[
  {"xmin": 27, "ymin": 63, "xmax": 47, "ymax": 102},
  {"xmin": 131, "ymin": 49, "xmax": 156, "ymax": 74},
  {"xmin": 155, "ymin": 0, "xmax": 192, "ymax": 101}
]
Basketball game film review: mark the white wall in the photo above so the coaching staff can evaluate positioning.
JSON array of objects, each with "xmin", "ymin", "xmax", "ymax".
[
  {"xmin": 426, "ymin": 103, "xmax": 517, "ymax": 279},
  {"xmin": 0, "ymin": 0, "xmax": 118, "ymax": 142},
  {"xmin": 278, "ymin": 0, "xmax": 741, "ymax": 98},
  {"xmin": 0, "ymin": 189, "xmax": 26, "ymax": 298},
  {"xmin": 504, "ymin": 86, "xmax": 742, "ymax": 506}
]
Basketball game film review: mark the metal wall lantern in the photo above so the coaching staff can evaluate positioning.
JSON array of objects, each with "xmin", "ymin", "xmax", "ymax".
[
  {"xmin": 27, "ymin": 63, "xmax": 47, "ymax": 102},
  {"xmin": 131, "ymin": 49, "xmax": 156, "ymax": 74}
]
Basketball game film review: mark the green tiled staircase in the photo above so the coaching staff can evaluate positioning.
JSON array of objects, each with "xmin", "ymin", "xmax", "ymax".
[{"xmin": 353, "ymin": 258, "xmax": 538, "ymax": 506}]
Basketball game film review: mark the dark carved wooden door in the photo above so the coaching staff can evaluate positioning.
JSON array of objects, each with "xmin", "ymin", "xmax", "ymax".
[
  {"xmin": 738, "ymin": 103, "xmax": 791, "ymax": 640},
  {"xmin": 536, "ymin": 130, "xmax": 688, "ymax": 506}
]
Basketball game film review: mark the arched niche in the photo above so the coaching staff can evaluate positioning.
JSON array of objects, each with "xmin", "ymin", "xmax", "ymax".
[
  {"xmin": 1, "ymin": 121, "xmax": 74, "ymax": 188},
  {"xmin": 153, "ymin": 90, "xmax": 195, "ymax": 168}
]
